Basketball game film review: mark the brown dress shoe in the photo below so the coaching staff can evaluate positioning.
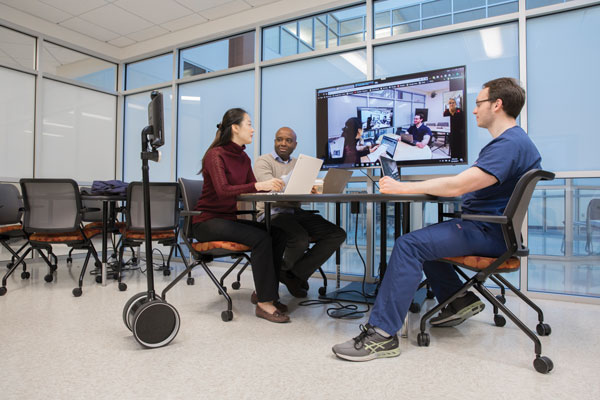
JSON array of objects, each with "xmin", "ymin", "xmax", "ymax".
[
  {"xmin": 255, "ymin": 305, "xmax": 290, "ymax": 323},
  {"xmin": 250, "ymin": 291, "xmax": 288, "ymax": 313}
]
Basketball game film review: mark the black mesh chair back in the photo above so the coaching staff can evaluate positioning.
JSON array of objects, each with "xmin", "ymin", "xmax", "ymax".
[
  {"xmin": 178, "ymin": 177, "xmax": 203, "ymax": 239},
  {"xmin": 126, "ymin": 182, "xmax": 179, "ymax": 231},
  {"xmin": 502, "ymin": 169, "xmax": 556, "ymax": 256},
  {"xmin": 0, "ymin": 184, "xmax": 23, "ymax": 225},
  {"xmin": 20, "ymin": 179, "xmax": 82, "ymax": 233}
]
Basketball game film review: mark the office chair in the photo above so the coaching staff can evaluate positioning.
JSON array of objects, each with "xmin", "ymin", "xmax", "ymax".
[
  {"xmin": 416, "ymin": 169, "xmax": 556, "ymax": 374},
  {"xmin": 116, "ymin": 182, "xmax": 184, "ymax": 292},
  {"xmin": 0, "ymin": 184, "xmax": 30, "ymax": 295},
  {"xmin": 2, "ymin": 179, "xmax": 103, "ymax": 297},
  {"xmin": 160, "ymin": 177, "xmax": 254, "ymax": 322}
]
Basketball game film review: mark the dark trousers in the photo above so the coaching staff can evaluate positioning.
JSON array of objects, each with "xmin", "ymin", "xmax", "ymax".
[
  {"xmin": 368, "ymin": 218, "xmax": 507, "ymax": 336},
  {"xmin": 192, "ymin": 218, "xmax": 286, "ymax": 303},
  {"xmin": 271, "ymin": 209, "xmax": 346, "ymax": 281}
]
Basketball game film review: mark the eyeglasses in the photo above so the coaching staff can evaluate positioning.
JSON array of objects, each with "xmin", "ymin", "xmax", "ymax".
[{"xmin": 475, "ymin": 98, "xmax": 494, "ymax": 107}]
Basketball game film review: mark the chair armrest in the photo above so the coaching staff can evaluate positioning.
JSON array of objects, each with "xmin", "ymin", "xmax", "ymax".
[
  {"xmin": 180, "ymin": 210, "xmax": 203, "ymax": 217},
  {"xmin": 461, "ymin": 214, "xmax": 508, "ymax": 224}
]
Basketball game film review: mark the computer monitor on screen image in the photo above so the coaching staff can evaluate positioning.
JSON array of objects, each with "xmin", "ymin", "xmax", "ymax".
[{"xmin": 316, "ymin": 66, "xmax": 468, "ymax": 170}]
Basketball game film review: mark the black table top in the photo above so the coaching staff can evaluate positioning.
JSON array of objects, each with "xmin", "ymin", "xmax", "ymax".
[{"xmin": 238, "ymin": 192, "xmax": 458, "ymax": 203}]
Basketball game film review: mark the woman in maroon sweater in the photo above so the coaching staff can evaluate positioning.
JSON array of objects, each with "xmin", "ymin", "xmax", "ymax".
[{"xmin": 192, "ymin": 108, "xmax": 290, "ymax": 323}]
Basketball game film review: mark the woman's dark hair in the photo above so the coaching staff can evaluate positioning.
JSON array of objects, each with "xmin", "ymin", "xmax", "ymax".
[
  {"xmin": 199, "ymin": 107, "xmax": 247, "ymax": 174},
  {"xmin": 341, "ymin": 117, "xmax": 361, "ymax": 145}
]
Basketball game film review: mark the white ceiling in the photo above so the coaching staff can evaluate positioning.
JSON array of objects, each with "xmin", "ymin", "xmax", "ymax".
[{"xmin": 0, "ymin": 0, "xmax": 284, "ymax": 48}]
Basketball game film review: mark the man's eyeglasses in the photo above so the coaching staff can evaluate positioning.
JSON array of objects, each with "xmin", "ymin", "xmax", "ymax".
[{"xmin": 475, "ymin": 98, "xmax": 495, "ymax": 107}]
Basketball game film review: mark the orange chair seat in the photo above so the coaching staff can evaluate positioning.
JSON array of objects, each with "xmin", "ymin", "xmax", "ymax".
[
  {"xmin": 192, "ymin": 241, "xmax": 250, "ymax": 253},
  {"xmin": 122, "ymin": 229, "xmax": 176, "ymax": 240},
  {"xmin": 29, "ymin": 231, "xmax": 87, "ymax": 243},
  {"xmin": 442, "ymin": 256, "xmax": 520, "ymax": 271},
  {"xmin": 0, "ymin": 225, "xmax": 22, "ymax": 235}
]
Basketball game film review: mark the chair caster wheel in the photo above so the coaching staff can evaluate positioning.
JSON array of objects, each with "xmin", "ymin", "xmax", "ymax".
[
  {"xmin": 66, "ymin": 257, "xmax": 72, "ymax": 266},
  {"xmin": 496, "ymin": 294, "xmax": 506, "ymax": 304},
  {"xmin": 95, "ymin": 261, "xmax": 102, "ymax": 269},
  {"xmin": 533, "ymin": 356, "xmax": 553, "ymax": 374},
  {"xmin": 318, "ymin": 287, "xmax": 327, "ymax": 296},
  {"xmin": 231, "ymin": 281, "xmax": 241, "ymax": 290},
  {"xmin": 95, "ymin": 275, "xmax": 102, "ymax": 284},
  {"xmin": 409, "ymin": 302, "xmax": 421, "ymax": 313},
  {"xmin": 6, "ymin": 263, "xmax": 12, "ymax": 270},
  {"xmin": 536, "ymin": 323, "xmax": 551, "ymax": 336},
  {"xmin": 221, "ymin": 310, "xmax": 233, "ymax": 322},
  {"xmin": 0, "ymin": 287, "xmax": 7, "ymax": 296},
  {"xmin": 119, "ymin": 282, "xmax": 127, "ymax": 291},
  {"xmin": 72, "ymin": 287, "xmax": 82, "ymax": 297},
  {"xmin": 417, "ymin": 332, "xmax": 430, "ymax": 347},
  {"xmin": 219, "ymin": 286, "xmax": 227, "ymax": 295},
  {"xmin": 131, "ymin": 258, "xmax": 138, "ymax": 266},
  {"xmin": 426, "ymin": 290, "xmax": 435, "ymax": 299},
  {"xmin": 494, "ymin": 314, "xmax": 506, "ymax": 327},
  {"xmin": 44, "ymin": 274, "xmax": 53, "ymax": 283},
  {"xmin": 163, "ymin": 268, "xmax": 171, "ymax": 276},
  {"xmin": 21, "ymin": 271, "xmax": 30, "ymax": 279},
  {"xmin": 186, "ymin": 277, "xmax": 195, "ymax": 285}
]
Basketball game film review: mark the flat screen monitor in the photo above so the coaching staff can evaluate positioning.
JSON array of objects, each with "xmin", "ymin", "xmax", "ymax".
[
  {"xmin": 147, "ymin": 90, "xmax": 164, "ymax": 148},
  {"xmin": 316, "ymin": 66, "xmax": 467, "ymax": 169}
]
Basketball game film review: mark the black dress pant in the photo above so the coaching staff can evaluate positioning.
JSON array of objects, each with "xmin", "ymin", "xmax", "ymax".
[{"xmin": 192, "ymin": 218, "xmax": 286, "ymax": 303}]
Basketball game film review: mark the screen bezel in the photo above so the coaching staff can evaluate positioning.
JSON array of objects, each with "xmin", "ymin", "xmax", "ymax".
[{"xmin": 316, "ymin": 65, "xmax": 468, "ymax": 170}]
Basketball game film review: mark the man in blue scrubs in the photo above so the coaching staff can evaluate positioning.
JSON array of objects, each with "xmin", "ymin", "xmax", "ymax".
[{"xmin": 332, "ymin": 77, "xmax": 542, "ymax": 362}]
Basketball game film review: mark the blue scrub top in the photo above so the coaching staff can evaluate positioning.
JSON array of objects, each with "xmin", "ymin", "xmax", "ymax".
[{"xmin": 461, "ymin": 126, "xmax": 542, "ymax": 216}]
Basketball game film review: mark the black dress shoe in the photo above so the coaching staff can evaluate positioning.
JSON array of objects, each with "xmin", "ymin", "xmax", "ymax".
[{"xmin": 280, "ymin": 272, "xmax": 307, "ymax": 298}]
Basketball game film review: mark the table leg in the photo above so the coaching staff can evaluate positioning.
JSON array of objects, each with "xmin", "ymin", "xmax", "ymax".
[{"xmin": 101, "ymin": 201, "xmax": 108, "ymax": 286}]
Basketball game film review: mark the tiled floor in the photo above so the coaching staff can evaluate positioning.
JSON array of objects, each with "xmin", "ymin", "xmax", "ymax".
[{"xmin": 1, "ymin": 257, "xmax": 600, "ymax": 399}]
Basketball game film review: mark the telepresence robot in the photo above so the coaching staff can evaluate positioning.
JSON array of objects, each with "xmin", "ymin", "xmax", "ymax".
[{"xmin": 122, "ymin": 91, "xmax": 180, "ymax": 348}]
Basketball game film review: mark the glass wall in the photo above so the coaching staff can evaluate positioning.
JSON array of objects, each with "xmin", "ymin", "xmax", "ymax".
[
  {"xmin": 374, "ymin": 0, "xmax": 518, "ymax": 39},
  {"xmin": 177, "ymin": 71, "xmax": 255, "ymax": 180},
  {"xmin": 262, "ymin": 4, "xmax": 367, "ymax": 61},
  {"xmin": 0, "ymin": 26, "xmax": 36, "ymax": 69},
  {"xmin": 526, "ymin": 5, "xmax": 600, "ymax": 172},
  {"xmin": 527, "ymin": 0, "xmax": 572, "ymax": 9},
  {"xmin": 123, "ymin": 88, "xmax": 173, "ymax": 182},
  {"xmin": 125, "ymin": 53, "xmax": 173, "ymax": 90},
  {"xmin": 0, "ymin": 68, "xmax": 35, "ymax": 180},
  {"xmin": 37, "ymin": 79, "xmax": 116, "ymax": 182},
  {"xmin": 528, "ymin": 178, "xmax": 600, "ymax": 297},
  {"xmin": 179, "ymin": 32, "xmax": 254, "ymax": 78},
  {"xmin": 41, "ymin": 42, "xmax": 117, "ymax": 91}
]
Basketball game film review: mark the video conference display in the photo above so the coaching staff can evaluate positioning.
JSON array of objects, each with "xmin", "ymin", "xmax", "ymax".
[{"xmin": 316, "ymin": 66, "xmax": 468, "ymax": 169}]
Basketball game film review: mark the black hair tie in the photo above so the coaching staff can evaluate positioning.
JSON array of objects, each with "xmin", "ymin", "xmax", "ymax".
[{"xmin": 216, "ymin": 123, "xmax": 222, "ymax": 129}]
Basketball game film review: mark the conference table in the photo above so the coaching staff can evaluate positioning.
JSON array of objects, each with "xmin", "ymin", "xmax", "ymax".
[{"xmin": 239, "ymin": 192, "xmax": 459, "ymax": 303}]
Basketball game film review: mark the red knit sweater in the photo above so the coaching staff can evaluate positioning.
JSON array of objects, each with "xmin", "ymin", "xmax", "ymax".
[{"xmin": 192, "ymin": 141, "xmax": 258, "ymax": 224}]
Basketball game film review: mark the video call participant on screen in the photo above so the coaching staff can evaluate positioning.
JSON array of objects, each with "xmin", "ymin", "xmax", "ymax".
[
  {"xmin": 332, "ymin": 77, "xmax": 542, "ymax": 361},
  {"xmin": 254, "ymin": 127, "xmax": 347, "ymax": 298},
  {"xmin": 444, "ymin": 98, "xmax": 465, "ymax": 158},
  {"xmin": 342, "ymin": 117, "xmax": 379, "ymax": 165},
  {"xmin": 192, "ymin": 108, "xmax": 290, "ymax": 324},
  {"xmin": 407, "ymin": 113, "xmax": 432, "ymax": 148}
]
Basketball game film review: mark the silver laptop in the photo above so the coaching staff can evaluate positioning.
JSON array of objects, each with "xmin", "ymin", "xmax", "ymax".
[
  {"xmin": 322, "ymin": 168, "xmax": 352, "ymax": 194},
  {"xmin": 278, "ymin": 154, "xmax": 323, "ymax": 194}
]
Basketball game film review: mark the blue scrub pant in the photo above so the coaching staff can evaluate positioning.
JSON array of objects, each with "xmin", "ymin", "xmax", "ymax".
[{"xmin": 368, "ymin": 218, "xmax": 507, "ymax": 336}]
